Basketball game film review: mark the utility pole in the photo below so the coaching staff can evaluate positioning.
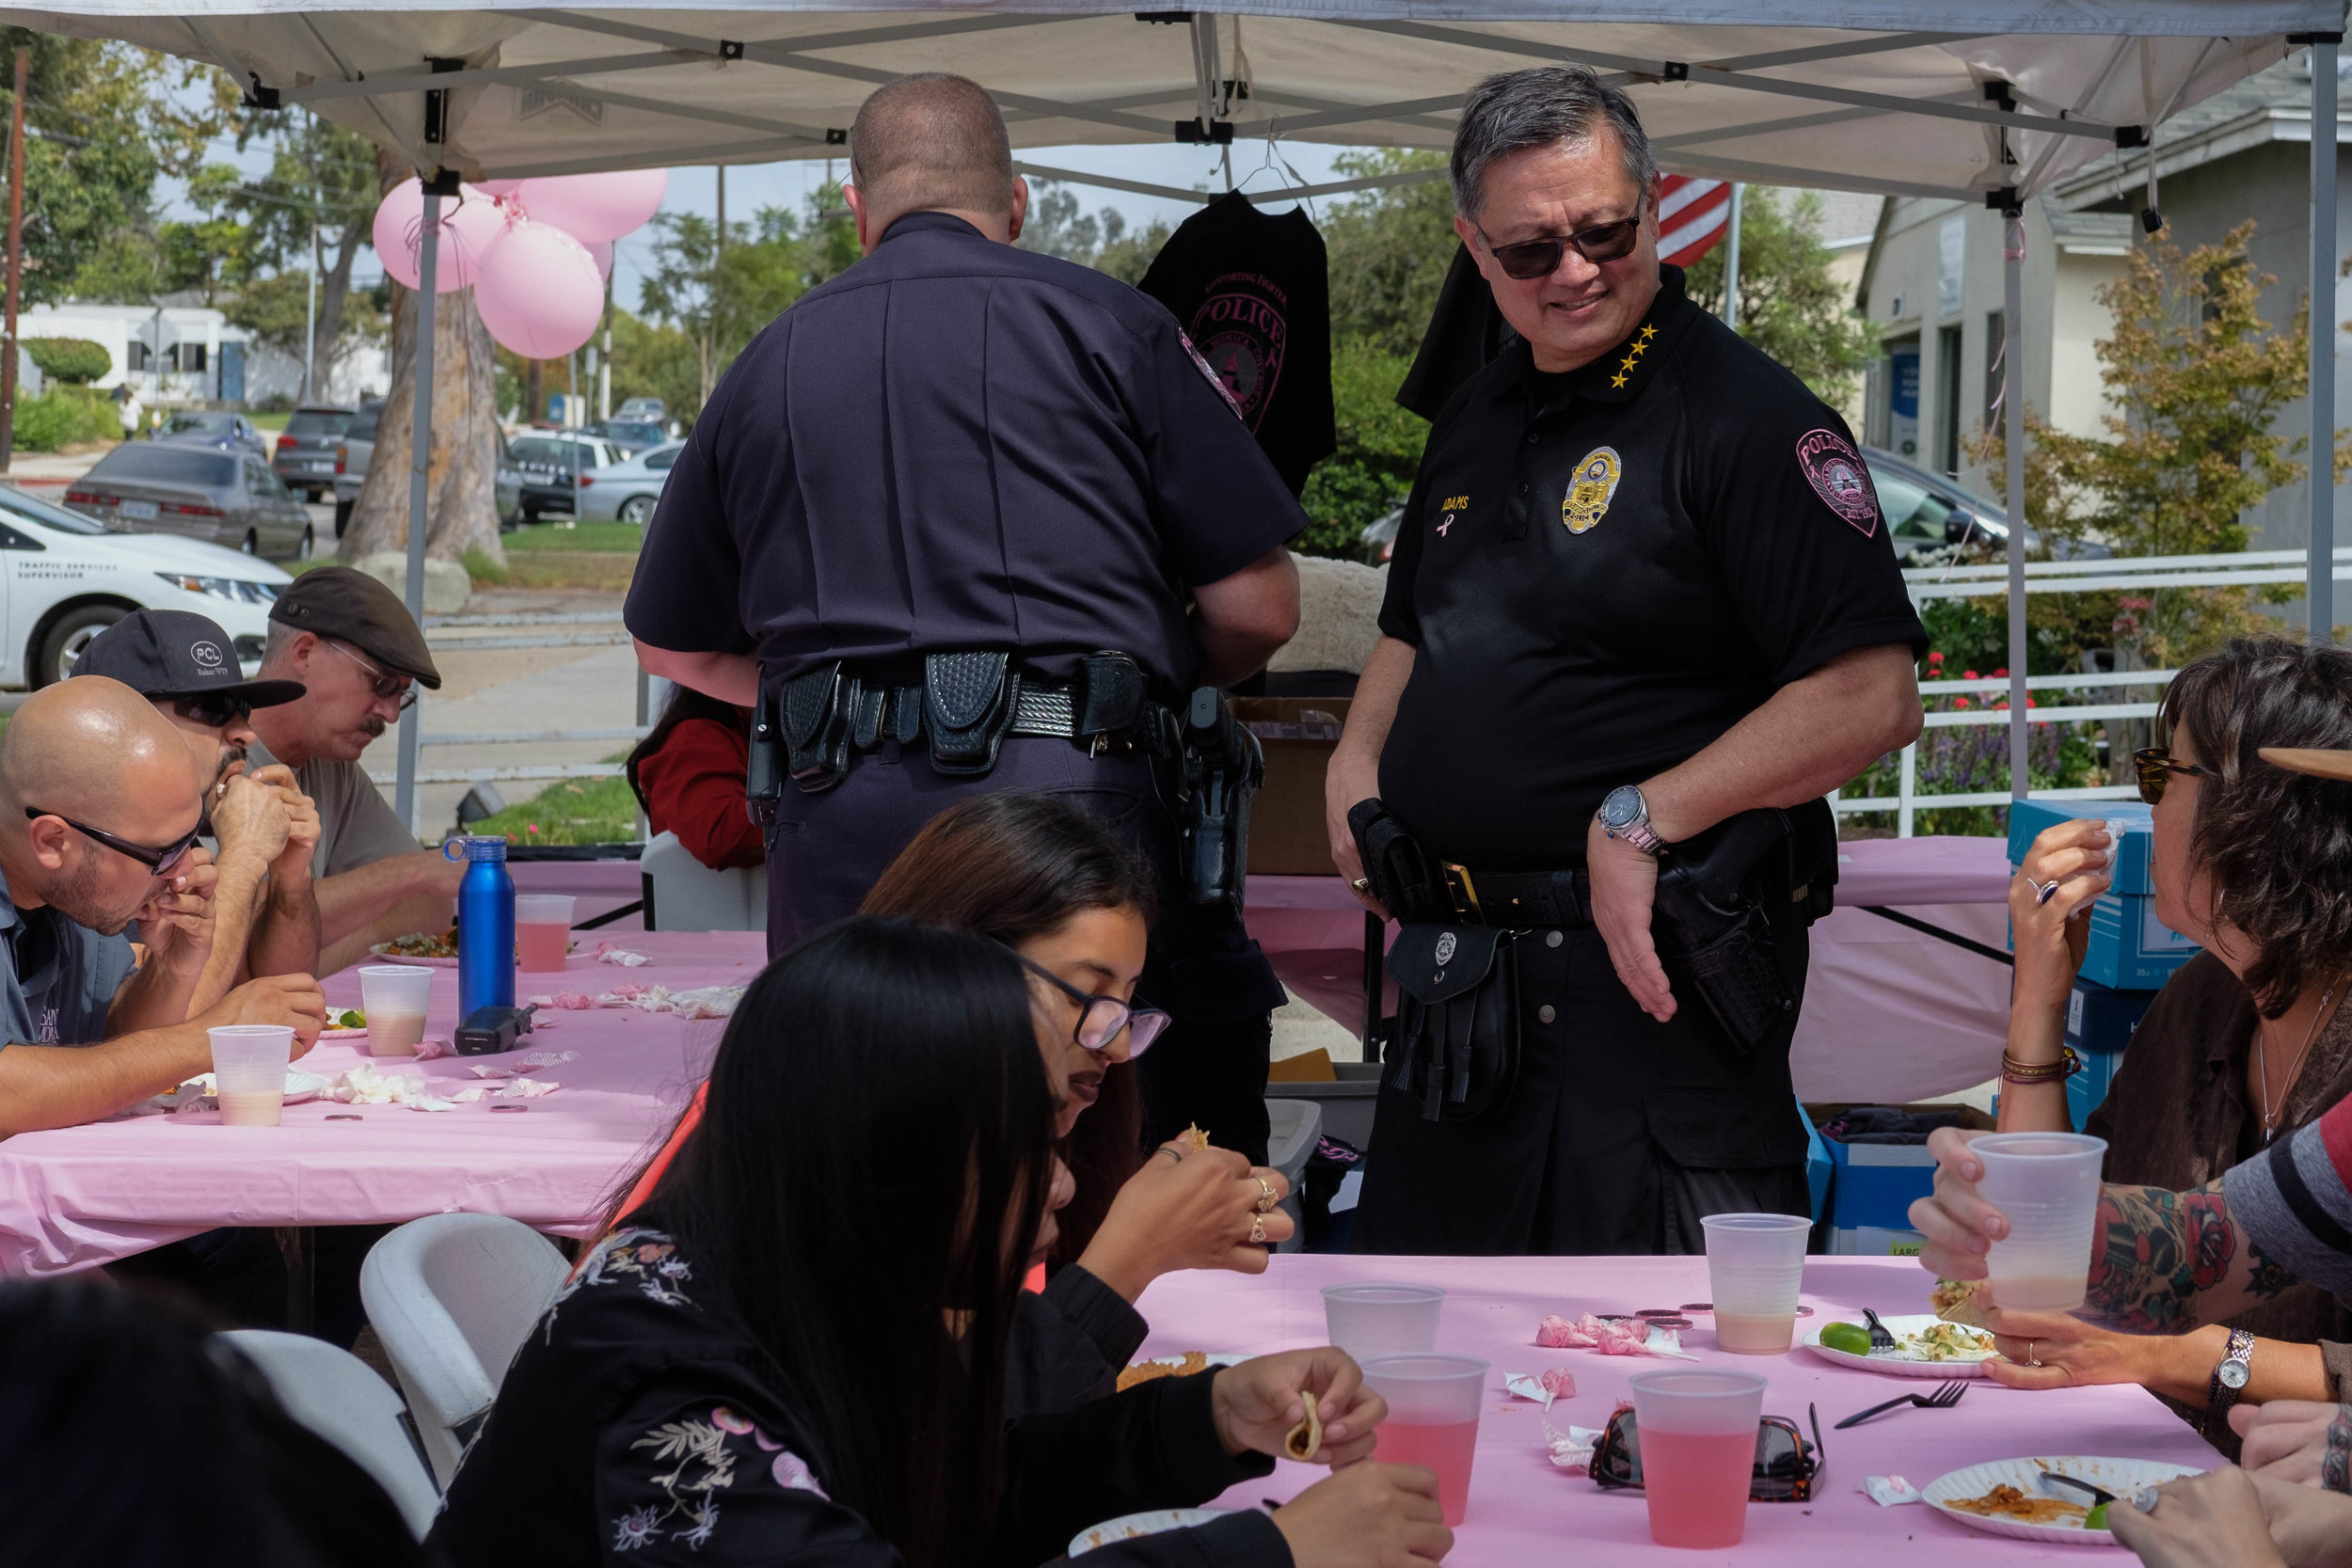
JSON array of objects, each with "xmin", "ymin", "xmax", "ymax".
[{"xmin": 0, "ymin": 48, "xmax": 26, "ymax": 476}]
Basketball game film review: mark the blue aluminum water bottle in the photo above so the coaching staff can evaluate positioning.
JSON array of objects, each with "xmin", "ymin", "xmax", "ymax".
[{"xmin": 448, "ymin": 836, "xmax": 516, "ymax": 1016}]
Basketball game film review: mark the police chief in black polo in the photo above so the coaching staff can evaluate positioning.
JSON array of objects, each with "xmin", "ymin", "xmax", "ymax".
[
  {"xmin": 1327, "ymin": 66, "xmax": 1925, "ymax": 1256},
  {"xmin": 628, "ymin": 74, "xmax": 1305, "ymax": 1164}
]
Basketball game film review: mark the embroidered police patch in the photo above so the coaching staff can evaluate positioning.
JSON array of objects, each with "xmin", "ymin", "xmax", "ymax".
[
  {"xmin": 1562, "ymin": 447, "xmax": 1622, "ymax": 535},
  {"xmin": 1795, "ymin": 429, "xmax": 1880, "ymax": 536}
]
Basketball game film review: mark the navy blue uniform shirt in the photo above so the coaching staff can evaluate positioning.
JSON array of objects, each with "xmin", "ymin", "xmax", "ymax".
[
  {"xmin": 625, "ymin": 212, "xmax": 1308, "ymax": 697},
  {"xmin": 1378, "ymin": 265, "xmax": 1926, "ymax": 869}
]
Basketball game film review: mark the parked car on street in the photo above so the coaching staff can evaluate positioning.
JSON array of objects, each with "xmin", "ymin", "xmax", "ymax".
[
  {"xmin": 576, "ymin": 440, "xmax": 685, "ymax": 524},
  {"xmin": 272, "ymin": 404, "xmax": 356, "ymax": 501},
  {"xmin": 614, "ymin": 396, "xmax": 666, "ymax": 422},
  {"xmin": 0, "ymin": 483, "xmax": 291, "ymax": 687},
  {"xmin": 510, "ymin": 434, "xmax": 624, "ymax": 521},
  {"xmin": 65, "ymin": 442, "xmax": 318, "ymax": 561},
  {"xmin": 585, "ymin": 419, "xmax": 666, "ymax": 456},
  {"xmin": 1860, "ymin": 447, "xmax": 2111, "ymax": 564},
  {"xmin": 155, "ymin": 410, "xmax": 270, "ymax": 460},
  {"xmin": 331, "ymin": 398, "xmax": 385, "ymax": 536}
]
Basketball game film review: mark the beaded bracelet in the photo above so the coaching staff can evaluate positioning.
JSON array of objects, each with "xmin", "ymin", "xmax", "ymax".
[{"xmin": 2000, "ymin": 1048, "xmax": 2080, "ymax": 1085}]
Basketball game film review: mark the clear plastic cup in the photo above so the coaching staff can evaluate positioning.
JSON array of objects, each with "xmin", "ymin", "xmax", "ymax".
[
  {"xmin": 1972, "ymin": 1131, "xmax": 2108, "ymax": 1309},
  {"xmin": 1322, "ymin": 1282, "xmax": 1444, "ymax": 1360},
  {"xmin": 515, "ymin": 895, "xmax": 577, "ymax": 974},
  {"xmin": 1701, "ymin": 1212, "xmax": 1812, "ymax": 1354},
  {"xmin": 1629, "ymin": 1368, "xmax": 1770, "ymax": 1548},
  {"xmin": 358, "ymin": 965, "xmax": 436, "ymax": 1058},
  {"xmin": 210, "ymin": 1024, "xmax": 294, "ymax": 1127},
  {"xmin": 1362, "ymin": 1353, "xmax": 1488, "ymax": 1526}
]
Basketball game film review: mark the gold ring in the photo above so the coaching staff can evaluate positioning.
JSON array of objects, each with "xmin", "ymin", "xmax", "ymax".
[
  {"xmin": 1254, "ymin": 1176, "xmax": 1279, "ymax": 1213},
  {"xmin": 1351, "ymin": 878, "xmax": 1371, "ymax": 893},
  {"xmin": 2028, "ymin": 1341, "xmax": 2041, "ymax": 1368},
  {"xmin": 1248, "ymin": 1214, "xmax": 1269, "ymax": 1245}
]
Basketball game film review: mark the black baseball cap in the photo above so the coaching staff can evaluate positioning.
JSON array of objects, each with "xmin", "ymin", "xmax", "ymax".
[
  {"xmin": 267, "ymin": 566, "xmax": 443, "ymax": 689},
  {"xmin": 72, "ymin": 610, "xmax": 306, "ymax": 707}
]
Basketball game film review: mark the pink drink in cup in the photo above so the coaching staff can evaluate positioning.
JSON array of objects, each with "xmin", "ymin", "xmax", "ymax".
[
  {"xmin": 516, "ymin": 895, "xmax": 576, "ymax": 973},
  {"xmin": 1361, "ymin": 1353, "xmax": 1487, "ymax": 1528},
  {"xmin": 1629, "ymin": 1368, "xmax": 1769, "ymax": 1548}
]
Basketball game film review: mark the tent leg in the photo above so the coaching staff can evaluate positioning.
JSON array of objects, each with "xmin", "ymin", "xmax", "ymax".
[
  {"xmin": 394, "ymin": 186, "xmax": 439, "ymax": 834},
  {"xmin": 2003, "ymin": 207, "xmax": 2028, "ymax": 800},
  {"xmin": 2312, "ymin": 37, "xmax": 2341, "ymax": 644}
]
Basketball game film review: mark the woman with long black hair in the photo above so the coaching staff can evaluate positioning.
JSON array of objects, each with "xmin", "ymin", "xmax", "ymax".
[{"xmin": 434, "ymin": 918, "xmax": 1447, "ymax": 1568}]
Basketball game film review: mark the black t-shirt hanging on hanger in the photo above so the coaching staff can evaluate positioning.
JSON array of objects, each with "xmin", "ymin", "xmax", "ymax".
[
  {"xmin": 1138, "ymin": 191, "xmax": 1335, "ymax": 498},
  {"xmin": 1395, "ymin": 243, "xmax": 1519, "ymax": 423}
]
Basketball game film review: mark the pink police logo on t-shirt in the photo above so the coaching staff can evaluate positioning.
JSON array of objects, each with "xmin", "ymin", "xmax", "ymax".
[{"xmin": 1794, "ymin": 429, "xmax": 1881, "ymax": 537}]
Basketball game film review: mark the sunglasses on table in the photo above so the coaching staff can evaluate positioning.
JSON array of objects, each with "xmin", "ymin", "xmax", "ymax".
[
  {"xmin": 24, "ymin": 808, "xmax": 201, "ymax": 874},
  {"xmin": 324, "ymin": 638, "xmax": 419, "ymax": 711},
  {"xmin": 2133, "ymin": 747, "xmax": 2219, "ymax": 805},
  {"xmin": 1475, "ymin": 214, "xmax": 1644, "ymax": 280},
  {"xmin": 1590, "ymin": 1403, "xmax": 1825, "ymax": 1503},
  {"xmin": 173, "ymin": 693, "xmax": 253, "ymax": 729},
  {"xmin": 1010, "ymin": 951, "xmax": 1172, "ymax": 1059}
]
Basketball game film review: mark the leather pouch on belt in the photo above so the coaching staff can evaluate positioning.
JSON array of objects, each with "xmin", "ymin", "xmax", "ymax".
[
  {"xmin": 1385, "ymin": 923, "xmax": 1520, "ymax": 1122},
  {"xmin": 925, "ymin": 652, "xmax": 1015, "ymax": 776},
  {"xmin": 1652, "ymin": 809, "xmax": 1797, "ymax": 1053},
  {"xmin": 783, "ymin": 662, "xmax": 850, "ymax": 793}
]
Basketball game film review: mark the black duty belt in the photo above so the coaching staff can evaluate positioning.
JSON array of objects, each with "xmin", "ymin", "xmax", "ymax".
[{"xmin": 1438, "ymin": 864, "xmax": 1594, "ymax": 928}]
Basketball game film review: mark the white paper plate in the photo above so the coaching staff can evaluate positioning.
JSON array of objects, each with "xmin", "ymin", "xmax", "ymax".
[
  {"xmin": 367, "ymin": 944, "xmax": 458, "ymax": 968},
  {"xmin": 1802, "ymin": 1313, "xmax": 1997, "ymax": 1378},
  {"xmin": 166, "ymin": 1069, "xmax": 333, "ymax": 1110},
  {"xmin": 1925, "ymin": 1456, "xmax": 2206, "ymax": 1545},
  {"xmin": 319, "ymin": 1025, "xmax": 367, "ymax": 1039},
  {"xmin": 1069, "ymin": 1510, "xmax": 1222, "ymax": 1556}
]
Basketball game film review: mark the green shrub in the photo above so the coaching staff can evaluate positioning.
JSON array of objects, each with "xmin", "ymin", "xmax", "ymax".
[
  {"xmin": 1296, "ymin": 339, "xmax": 1429, "ymax": 560},
  {"xmin": 24, "ymin": 337, "xmax": 112, "ymax": 386},
  {"xmin": 11, "ymin": 388, "xmax": 110, "ymax": 451}
]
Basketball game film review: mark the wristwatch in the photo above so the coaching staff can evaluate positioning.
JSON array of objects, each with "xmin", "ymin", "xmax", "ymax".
[
  {"xmin": 1597, "ymin": 784, "xmax": 1666, "ymax": 856},
  {"xmin": 2201, "ymin": 1327, "xmax": 2257, "ymax": 1437}
]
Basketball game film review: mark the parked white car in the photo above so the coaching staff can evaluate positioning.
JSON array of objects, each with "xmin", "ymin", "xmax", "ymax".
[
  {"xmin": 576, "ymin": 440, "xmax": 685, "ymax": 525},
  {"xmin": 0, "ymin": 484, "xmax": 291, "ymax": 687}
]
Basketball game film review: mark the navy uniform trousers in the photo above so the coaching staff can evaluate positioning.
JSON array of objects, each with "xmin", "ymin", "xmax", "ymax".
[
  {"xmin": 1353, "ymin": 892, "xmax": 1815, "ymax": 1256},
  {"xmin": 763, "ymin": 736, "xmax": 1285, "ymax": 1165}
]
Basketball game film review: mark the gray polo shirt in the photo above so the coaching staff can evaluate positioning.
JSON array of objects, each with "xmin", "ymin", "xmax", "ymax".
[
  {"xmin": 0, "ymin": 861, "xmax": 136, "ymax": 1049},
  {"xmin": 246, "ymin": 736, "xmax": 421, "ymax": 879}
]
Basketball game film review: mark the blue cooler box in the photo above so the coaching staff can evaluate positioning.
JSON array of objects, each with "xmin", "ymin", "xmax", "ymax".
[
  {"xmin": 2007, "ymin": 799, "xmax": 2198, "ymax": 988},
  {"xmin": 2064, "ymin": 976, "xmax": 2161, "ymax": 1131},
  {"xmin": 1824, "ymin": 1137, "xmax": 1933, "ymax": 1255}
]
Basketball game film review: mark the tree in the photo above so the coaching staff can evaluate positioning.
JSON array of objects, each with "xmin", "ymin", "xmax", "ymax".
[
  {"xmin": 1319, "ymin": 150, "xmax": 1455, "ymax": 356},
  {"xmin": 637, "ymin": 188, "xmax": 856, "ymax": 416},
  {"xmin": 1681, "ymin": 189, "xmax": 1877, "ymax": 406},
  {"xmin": 1296, "ymin": 343, "xmax": 1426, "ymax": 558},
  {"xmin": 1018, "ymin": 181, "xmax": 1169, "ymax": 284},
  {"xmin": 24, "ymin": 338, "xmax": 108, "ymax": 384},
  {"xmin": 215, "ymin": 112, "xmax": 387, "ymax": 397}
]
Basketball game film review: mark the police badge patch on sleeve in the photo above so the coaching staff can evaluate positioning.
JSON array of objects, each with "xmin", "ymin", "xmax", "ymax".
[
  {"xmin": 1177, "ymin": 326, "xmax": 1248, "ymax": 420},
  {"xmin": 1794, "ymin": 429, "xmax": 1881, "ymax": 536}
]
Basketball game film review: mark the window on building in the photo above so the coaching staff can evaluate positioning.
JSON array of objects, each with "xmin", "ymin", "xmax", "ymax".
[
  {"xmin": 1937, "ymin": 324, "xmax": 1964, "ymax": 477},
  {"xmin": 124, "ymin": 341, "xmax": 150, "ymax": 372},
  {"xmin": 173, "ymin": 343, "xmax": 208, "ymax": 374}
]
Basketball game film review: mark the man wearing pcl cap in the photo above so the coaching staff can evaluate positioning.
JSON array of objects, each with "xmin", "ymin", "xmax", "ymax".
[
  {"xmin": 244, "ymin": 567, "xmax": 462, "ymax": 973},
  {"xmin": 72, "ymin": 610, "xmax": 323, "ymax": 1005}
]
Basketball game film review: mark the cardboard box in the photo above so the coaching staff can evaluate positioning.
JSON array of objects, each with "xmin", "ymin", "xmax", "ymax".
[
  {"xmin": 1829, "ymin": 1225, "xmax": 1926, "ymax": 1257},
  {"xmin": 2081, "ymin": 893, "xmax": 2199, "ymax": 988},
  {"xmin": 1806, "ymin": 1101, "xmax": 1994, "ymax": 1250},
  {"xmin": 2007, "ymin": 799, "xmax": 2158, "ymax": 895},
  {"xmin": 2064, "ymin": 976, "xmax": 2161, "ymax": 1131},
  {"xmin": 1234, "ymin": 696, "xmax": 1350, "ymax": 877}
]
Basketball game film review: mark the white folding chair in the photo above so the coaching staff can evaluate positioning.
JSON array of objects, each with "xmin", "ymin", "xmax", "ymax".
[
  {"xmin": 1264, "ymin": 1099, "xmax": 1324, "ymax": 1256},
  {"xmin": 359, "ymin": 1213, "xmax": 571, "ymax": 1486},
  {"xmin": 220, "ymin": 1329, "xmax": 442, "ymax": 1540},
  {"xmin": 640, "ymin": 829, "xmax": 768, "ymax": 931}
]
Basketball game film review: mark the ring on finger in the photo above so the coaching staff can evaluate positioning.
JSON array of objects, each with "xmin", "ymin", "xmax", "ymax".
[
  {"xmin": 1248, "ymin": 1214, "xmax": 1269, "ymax": 1245},
  {"xmin": 2026, "ymin": 875, "xmax": 2059, "ymax": 906},
  {"xmin": 1253, "ymin": 1176, "xmax": 1278, "ymax": 1213},
  {"xmin": 1156, "ymin": 1146, "xmax": 1184, "ymax": 1164},
  {"xmin": 1351, "ymin": 878, "xmax": 1371, "ymax": 893}
]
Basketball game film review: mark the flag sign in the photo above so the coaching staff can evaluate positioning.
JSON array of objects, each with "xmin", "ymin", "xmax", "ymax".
[{"xmin": 1657, "ymin": 176, "xmax": 1733, "ymax": 269}]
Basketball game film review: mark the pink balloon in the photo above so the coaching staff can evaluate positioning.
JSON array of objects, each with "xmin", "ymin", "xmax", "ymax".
[
  {"xmin": 473, "ymin": 217, "xmax": 606, "ymax": 358},
  {"xmin": 512, "ymin": 169, "xmax": 667, "ymax": 243},
  {"xmin": 583, "ymin": 239, "xmax": 612, "ymax": 279},
  {"xmin": 373, "ymin": 179, "xmax": 509, "ymax": 293}
]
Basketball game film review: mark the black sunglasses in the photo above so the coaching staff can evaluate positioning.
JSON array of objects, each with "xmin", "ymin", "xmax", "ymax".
[
  {"xmin": 324, "ymin": 639, "xmax": 419, "ymax": 711},
  {"xmin": 1009, "ymin": 951, "xmax": 1172, "ymax": 1060},
  {"xmin": 174, "ymin": 693, "xmax": 253, "ymax": 729},
  {"xmin": 1476, "ymin": 214, "xmax": 1644, "ymax": 280},
  {"xmin": 2133, "ymin": 746, "xmax": 2219, "ymax": 805},
  {"xmin": 1590, "ymin": 1403, "xmax": 1825, "ymax": 1503},
  {"xmin": 24, "ymin": 807, "xmax": 201, "ymax": 874}
]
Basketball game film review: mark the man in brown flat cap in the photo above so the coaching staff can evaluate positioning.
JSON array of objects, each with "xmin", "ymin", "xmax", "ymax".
[{"xmin": 245, "ymin": 567, "xmax": 463, "ymax": 972}]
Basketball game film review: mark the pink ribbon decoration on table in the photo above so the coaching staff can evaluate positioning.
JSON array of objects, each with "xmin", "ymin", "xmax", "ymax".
[{"xmin": 1534, "ymin": 1312, "xmax": 1695, "ymax": 1359}]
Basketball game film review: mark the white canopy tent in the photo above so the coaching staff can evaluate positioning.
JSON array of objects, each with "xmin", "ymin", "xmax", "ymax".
[{"xmin": 6, "ymin": 1, "xmax": 2341, "ymax": 816}]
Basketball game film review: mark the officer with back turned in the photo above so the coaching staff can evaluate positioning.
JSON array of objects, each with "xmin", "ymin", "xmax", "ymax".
[
  {"xmin": 1327, "ymin": 66, "xmax": 1927, "ymax": 1255},
  {"xmin": 626, "ymin": 73, "xmax": 1306, "ymax": 1164}
]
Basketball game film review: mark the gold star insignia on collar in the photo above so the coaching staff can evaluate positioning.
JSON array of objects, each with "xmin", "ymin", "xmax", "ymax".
[
  {"xmin": 1618, "ymin": 356, "xmax": 1640, "ymax": 372},
  {"xmin": 1639, "ymin": 324, "xmax": 1658, "ymax": 341},
  {"xmin": 1610, "ymin": 372, "xmax": 1629, "ymax": 388}
]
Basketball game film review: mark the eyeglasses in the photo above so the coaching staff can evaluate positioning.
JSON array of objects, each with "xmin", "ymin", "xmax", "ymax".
[
  {"xmin": 2134, "ymin": 746, "xmax": 2219, "ymax": 805},
  {"xmin": 24, "ymin": 808, "xmax": 201, "ymax": 875},
  {"xmin": 173, "ymin": 693, "xmax": 253, "ymax": 729},
  {"xmin": 323, "ymin": 638, "xmax": 417, "ymax": 711},
  {"xmin": 1010, "ymin": 952, "xmax": 1171, "ymax": 1059},
  {"xmin": 1475, "ymin": 214, "xmax": 1645, "ymax": 281},
  {"xmin": 1590, "ymin": 1404, "xmax": 1825, "ymax": 1503}
]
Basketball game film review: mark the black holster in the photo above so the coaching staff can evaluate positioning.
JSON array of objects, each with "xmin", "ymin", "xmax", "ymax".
[
  {"xmin": 1385, "ymin": 922, "xmax": 1522, "ymax": 1122},
  {"xmin": 1650, "ymin": 800, "xmax": 1837, "ymax": 1053},
  {"xmin": 1176, "ymin": 688, "xmax": 1263, "ymax": 921},
  {"xmin": 746, "ymin": 688, "xmax": 783, "ymax": 825}
]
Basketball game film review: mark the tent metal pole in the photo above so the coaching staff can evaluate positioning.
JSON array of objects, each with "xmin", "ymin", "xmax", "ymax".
[
  {"xmin": 1723, "ymin": 183, "xmax": 1744, "ymax": 332},
  {"xmin": 2004, "ymin": 206, "xmax": 2029, "ymax": 800},
  {"xmin": 395, "ymin": 185, "xmax": 438, "ymax": 834},
  {"xmin": 2312, "ymin": 37, "xmax": 2341, "ymax": 643}
]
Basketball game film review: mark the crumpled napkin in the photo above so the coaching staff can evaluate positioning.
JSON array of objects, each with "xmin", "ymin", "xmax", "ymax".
[
  {"xmin": 592, "ymin": 940, "xmax": 650, "ymax": 967},
  {"xmin": 1542, "ymin": 1420, "xmax": 1607, "ymax": 1470},
  {"xmin": 1864, "ymin": 1476, "xmax": 1923, "ymax": 1507},
  {"xmin": 597, "ymin": 983, "xmax": 744, "ymax": 1020},
  {"xmin": 450, "ymin": 1077, "xmax": 562, "ymax": 1102},
  {"xmin": 468, "ymin": 1051, "xmax": 578, "ymax": 1078},
  {"xmin": 1502, "ymin": 1369, "xmax": 1578, "ymax": 1409},
  {"xmin": 323, "ymin": 1063, "xmax": 457, "ymax": 1111},
  {"xmin": 1535, "ymin": 1313, "xmax": 1696, "ymax": 1359}
]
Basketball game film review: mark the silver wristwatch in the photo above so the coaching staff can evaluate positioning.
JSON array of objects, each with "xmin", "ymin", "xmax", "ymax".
[
  {"xmin": 1597, "ymin": 784, "xmax": 1665, "ymax": 856},
  {"xmin": 2202, "ymin": 1327, "xmax": 2256, "ymax": 1436}
]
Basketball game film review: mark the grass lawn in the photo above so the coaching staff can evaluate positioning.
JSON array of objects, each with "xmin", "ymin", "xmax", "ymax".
[
  {"xmin": 467, "ymin": 768, "xmax": 640, "ymax": 845},
  {"xmin": 471, "ymin": 517, "xmax": 643, "ymax": 592}
]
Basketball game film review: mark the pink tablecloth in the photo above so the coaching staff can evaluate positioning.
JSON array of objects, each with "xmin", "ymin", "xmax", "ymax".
[
  {"xmin": 0, "ymin": 930, "xmax": 770, "ymax": 1276},
  {"xmin": 1136, "ymin": 1253, "xmax": 2216, "ymax": 1563}
]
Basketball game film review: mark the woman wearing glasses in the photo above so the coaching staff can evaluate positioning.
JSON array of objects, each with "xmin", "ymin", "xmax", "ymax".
[{"xmin": 1975, "ymin": 638, "xmax": 2352, "ymax": 1439}]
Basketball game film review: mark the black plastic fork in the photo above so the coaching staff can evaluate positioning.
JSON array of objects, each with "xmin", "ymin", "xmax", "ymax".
[{"xmin": 1833, "ymin": 1378, "xmax": 1968, "ymax": 1430}]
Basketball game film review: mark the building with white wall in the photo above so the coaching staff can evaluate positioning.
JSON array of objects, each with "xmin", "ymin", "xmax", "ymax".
[{"xmin": 12, "ymin": 302, "xmax": 253, "ymax": 405}]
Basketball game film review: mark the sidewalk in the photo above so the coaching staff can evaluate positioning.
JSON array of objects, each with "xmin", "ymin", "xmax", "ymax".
[{"xmin": 2, "ymin": 449, "xmax": 106, "ymax": 487}]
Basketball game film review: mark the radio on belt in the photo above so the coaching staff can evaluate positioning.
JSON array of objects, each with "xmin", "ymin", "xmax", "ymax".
[{"xmin": 455, "ymin": 1003, "xmax": 538, "ymax": 1056}]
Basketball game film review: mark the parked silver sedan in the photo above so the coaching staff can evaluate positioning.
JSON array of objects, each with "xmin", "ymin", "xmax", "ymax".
[
  {"xmin": 575, "ymin": 440, "xmax": 685, "ymax": 524},
  {"xmin": 65, "ymin": 442, "xmax": 317, "ymax": 560}
]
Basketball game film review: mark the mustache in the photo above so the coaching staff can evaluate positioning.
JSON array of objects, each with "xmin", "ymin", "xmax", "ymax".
[{"xmin": 359, "ymin": 718, "xmax": 387, "ymax": 739}]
